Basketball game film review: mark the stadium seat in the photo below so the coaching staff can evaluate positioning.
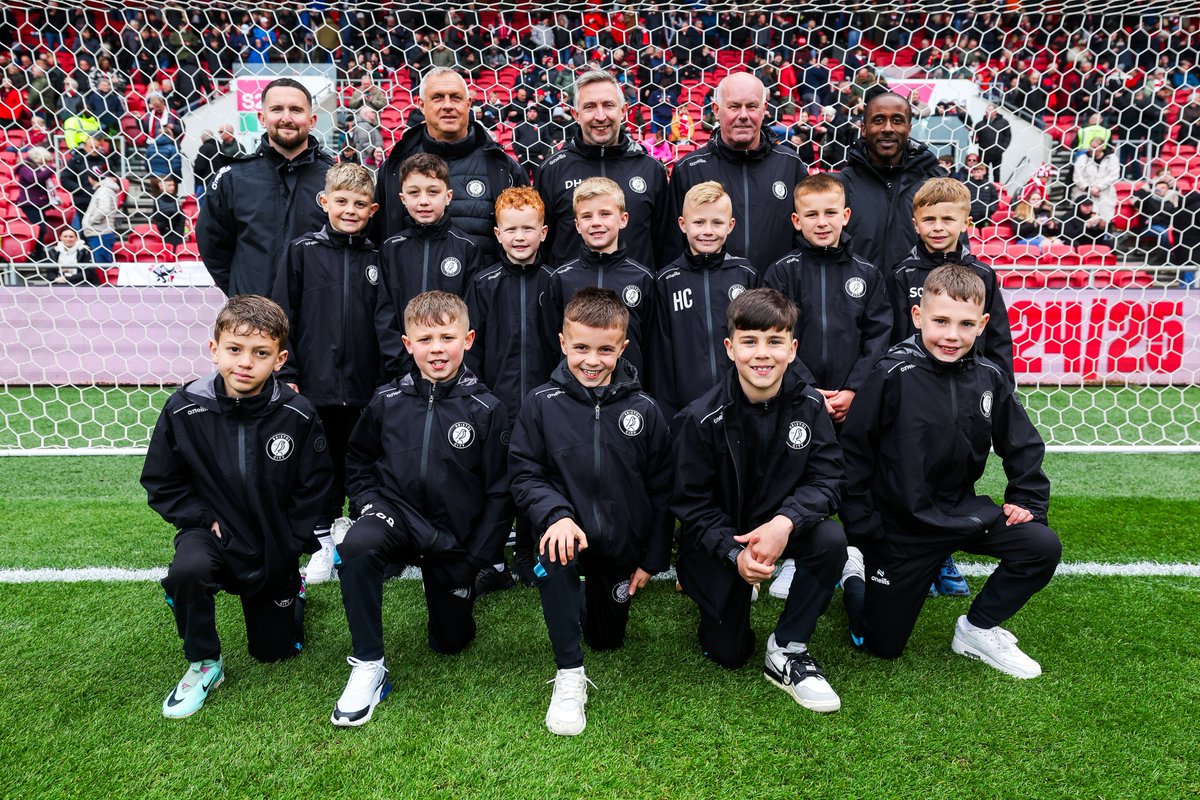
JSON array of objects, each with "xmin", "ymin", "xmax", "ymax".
[{"xmin": 997, "ymin": 269, "xmax": 1046, "ymax": 289}]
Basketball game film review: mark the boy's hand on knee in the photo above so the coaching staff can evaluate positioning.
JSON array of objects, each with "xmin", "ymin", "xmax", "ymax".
[
  {"xmin": 734, "ymin": 547, "xmax": 774, "ymax": 585},
  {"xmin": 1002, "ymin": 503, "xmax": 1033, "ymax": 526},
  {"xmin": 210, "ymin": 521, "xmax": 222, "ymax": 539},
  {"xmin": 628, "ymin": 567, "xmax": 652, "ymax": 596},
  {"xmin": 741, "ymin": 515, "xmax": 793, "ymax": 566},
  {"xmin": 541, "ymin": 518, "xmax": 588, "ymax": 564}
]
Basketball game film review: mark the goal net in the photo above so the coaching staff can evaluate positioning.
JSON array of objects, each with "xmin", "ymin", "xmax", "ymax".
[{"xmin": 2, "ymin": 1, "xmax": 1199, "ymax": 452}]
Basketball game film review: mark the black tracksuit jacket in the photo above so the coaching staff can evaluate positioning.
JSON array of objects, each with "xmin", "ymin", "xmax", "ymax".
[
  {"xmin": 887, "ymin": 243, "xmax": 1015, "ymax": 377},
  {"xmin": 344, "ymin": 367, "xmax": 512, "ymax": 567},
  {"xmin": 197, "ymin": 134, "xmax": 334, "ymax": 296},
  {"xmin": 375, "ymin": 213, "xmax": 482, "ymax": 379},
  {"xmin": 839, "ymin": 336, "xmax": 1049, "ymax": 543},
  {"xmin": 269, "ymin": 225, "xmax": 391, "ymax": 407},
  {"xmin": 464, "ymin": 254, "xmax": 556, "ymax": 417},
  {"xmin": 371, "ymin": 120, "xmax": 528, "ymax": 261},
  {"xmin": 762, "ymin": 234, "xmax": 893, "ymax": 392},
  {"xmin": 534, "ymin": 126, "xmax": 671, "ymax": 269},
  {"xmin": 649, "ymin": 249, "xmax": 760, "ymax": 419},
  {"xmin": 508, "ymin": 360, "xmax": 674, "ymax": 572},
  {"xmin": 838, "ymin": 138, "xmax": 945, "ymax": 273},
  {"xmin": 671, "ymin": 368, "xmax": 845, "ymax": 570},
  {"xmin": 539, "ymin": 246, "xmax": 657, "ymax": 374},
  {"xmin": 667, "ymin": 127, "xmax": 808, "ymax": 268},
  {"xmin": 141, "ymin": 375, "xmax": 333, "ymax": 592}
]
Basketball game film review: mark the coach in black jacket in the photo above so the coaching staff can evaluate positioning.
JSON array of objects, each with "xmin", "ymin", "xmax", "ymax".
[
  {"xmin": 198, "ymin": 80, "xmax": 333, "ymax": 296},
  {"xmin": 888, "ymin": 244, "xmax": 1014, "ymax": 376},
  {"xmin": 838, "ymin": 92, "xmax": 945, "ymax": 273},
  {"xmin": 763, "ymin": 234, "xmax": 893, "ymax": 395},
  {"xmin": 371, "ymin": 68, "xmax": 527, "ymax": 260},
  {"xmin": 534, "ymin": 70, "xmax": 671, "ymax": 269},
  {"xmin": 668, "ymin": 73, "xmax": 808, "ymax": 269}
]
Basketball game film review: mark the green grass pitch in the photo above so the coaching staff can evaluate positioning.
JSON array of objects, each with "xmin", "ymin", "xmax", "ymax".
[{"xmin": 1, "ymin": 454, "xmax": 1198, "ymax": 798}]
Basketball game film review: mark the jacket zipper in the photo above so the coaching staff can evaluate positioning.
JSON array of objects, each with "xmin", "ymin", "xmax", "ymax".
[
  {"xmin": 519, "ymin": 274, "xmax": 527, "ymax": 401},
  {"xmin": 340, "ymin": 248, "xmax": 350, "ymax": 404},
  {"xmin": 420, "ymin": 392, "xmax": 435, "ymax": 484},
  {"xmin": 741, "ymin": 163, "xmax": 750, "ymax": 256},
  {"xmin": 722, "ymin": 409, "xmax": 744, "ymax": 530},
  {"xmin": 819, "ymin": 265, "xmax": 829, "ymax": 371},
  {"xmin": 597, "ymin": 263, "xmax": 605, "ymax": 289},
  {"xmin": 421, "ymin": 240, "xmax": 430, "ymax": 293},
  {"xmin": 703, "ymin": 269, "xmax": 716, "ymax": 384},
  {"xmin": 592, "ymin": 402, "xmax": 603, "ymax": 534}
]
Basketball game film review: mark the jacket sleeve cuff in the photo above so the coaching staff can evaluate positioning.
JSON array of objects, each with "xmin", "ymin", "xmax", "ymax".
[{"xmin": 543, "ymin": 508, "xmax": 574, "ymax": 529}]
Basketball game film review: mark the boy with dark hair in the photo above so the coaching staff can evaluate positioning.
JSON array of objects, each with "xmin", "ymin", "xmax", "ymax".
[
  {"xmin": 840, "ymin": 265, "xmax": 1060, "ymax": 678},
  {"xmin": 672, "ymin": 288, "xmax": 848, "ymax": 714},
  {"xmin": 375, "ymin": 153, "xmax": 482, "ymax": 379},
  {"xmin": 762, "ymin": 173, "xmax": 891, "ymax": 599},
  {"xmin": 509, "ymin": 287, "xmax": 673, "ymax": 736},
  {"xmin": 141, "ymin": 295, "xmax": 333, "ymax": 719},
  {"xmin": 269, "ymin": 162, "xmax": 391, "ymax": 583},
  {"xmin": 332, "ymin": 291, "xmax": 511, "ymax": 727},
  {"xmin": 466, "ymin": 186, "xmax": 556, "ymax": 593},
  {"xmin": 540, "ymin": 177, "xmax": 657, "ymax": 375},
  {"xmin": 651, "ymin": 180, "xmax": 760, "ymax": 421},
  {"xmin": 889, "ymin": 177, "xmax": 1015, "ymax": 597}
]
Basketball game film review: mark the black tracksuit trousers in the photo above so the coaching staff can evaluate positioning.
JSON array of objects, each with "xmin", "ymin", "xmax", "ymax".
[
  {"xmin": 338, "ymin": 513, "xmax": 477, "ymax": 661},
  {"xmin": 679, "ymin": 518, "xmax": 847, "ymax": 670},
  {"xmin": 536, "ymin": 549, "xmax": 637, "ymax": 670},
  {"xmin": 314, "ymin": 405, "xmax": 364, "ymax": 529},
  {"xmin": 853, "ymin": 518, "xmax": 1061, "ymax": 659},
  {"xmin": 161, "ymin": 529, "xmax": 305, "ymax": 664}
]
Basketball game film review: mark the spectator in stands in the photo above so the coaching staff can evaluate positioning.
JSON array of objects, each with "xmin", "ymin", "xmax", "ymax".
[
  {"xmin": 668, "ymin": 71, "xmax": 808, "ymax": 268},
  {"xmin": 1179, "ymin": 91, "xmax": 1200, "ymax": 145},
  {"xmin": 43, "ymin": 226, "xmax": 97, "ymax": 285},
  {"xmin": 1117, "ymin": 88, "xmax": 1164, "ymax": 178},
  {"xmin": 60, "ymin": 136, "xmax": 110, "ymax": 229},
  {"xmin": 142, "ymin": 93, "xmax": 183, "ymax": 177},
  {"xmin": 85, "ymin": 77, "xmax": 126, "ymax": 136},
  {"xmin": 512, "ymin": 106, "xmax": 551, "ymax": 175},
  {"xmin": 938, "ymin": 154, "xmax": 965, "ymax": 181},
  {"xmin": 348, "ymin": 74, "xmax": 388, "ymax": 111},
  {"xmin": 840, "ymin": 89, "xmax": 944, "ymax": 271},
  {"xmin": 908, "ymin": 89, "xmax": 932, "ymax": 119},
  {"xmin": 1072, "ymin": 140, "xmax": 1120, "ymax": 223},
  {"xmin": 56, "ymin": 78, "xmax": 85, "ymax": 124},
  {"xmin": 973, "ymin": 102, "xmax": 1011, "ymax": 178},
  {"xmin": 154, "ymin": 174, "xmax": 187, "ymax": 253},
  {"xmin": 89, "ymin": 55, "xmax": 128, "ymax": 96},
  {"xmin": 372, "ymin": 67, "xmax": 528, "ymax": 260},
  {"xmin": 351, "ymin": 106, "xmax": 383, "ymax": 161},
  {"xmin": 1075, "ymin": 112, "xmax": 1111, "ymax": 153},
  {"xmin": 1134, "ymin": 177, "xmax": 1181, "ymax": 265},
  {"xmin": 1062, "ymin": 198, "xmax": 1113, "ymax": 248},
  {"xmin": 197, "ymin": 78, "xmax": 333, "ymax": 296},
  {"xmin": 1011, "ymin": 198, "xmax": 1063, "ymax": 250},
  {"xmin": 159, "ymin": 77, "xmax": 188, "ymax": 115},
  {"xmin": 25, "ymin": 115, "xmax": 52, "ymax": 150},
  {"xmin": 81, "ymin": 166, "xmax": 120, "ymax": 264},
  {"xmin": 16, "ymin": 147, "xmax": 60, "ymax": 248},
  {"xmin": 964, "ymin": 161, "xmax": 999, "ymax": 224},
  {"xmin": 26, "ymin": 65, "xmax": 58, "ymax": 122}
]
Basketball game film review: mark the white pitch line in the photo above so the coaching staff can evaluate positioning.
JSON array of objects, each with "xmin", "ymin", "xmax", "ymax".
[{"xmin": 2, "ymin": 562, "xmax": 1200, "ymax": 584}]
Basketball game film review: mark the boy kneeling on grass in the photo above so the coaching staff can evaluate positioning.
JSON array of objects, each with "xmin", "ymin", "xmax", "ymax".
[
  {"xmin": 672, "ymin": 288, "xmax": 848, "ymax": 714},
  {"xmin": 840, "ymin": 264, "xmax": 1061, "ymax": 678},
  {"xmin": 142, "ymin": 295, "xmax": 333, "ymax": 719}
]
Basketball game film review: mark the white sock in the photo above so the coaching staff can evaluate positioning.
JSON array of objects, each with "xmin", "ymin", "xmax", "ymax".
[
  {"xmin": 493, "ymin": 562, "xmax": 506, "ymax": 572},
  {"xmin": 559, "ymin": 666, "xmax": 584, "ymax": 674},
  {"xmin": 960, "ymin": 616, "xmax": 991, "ymax": 634}
]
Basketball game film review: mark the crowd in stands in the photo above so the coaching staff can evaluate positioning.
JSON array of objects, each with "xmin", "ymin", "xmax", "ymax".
[{"xmin": 2, "ymin": 7, "xmax": 1199, "ymax": 281}]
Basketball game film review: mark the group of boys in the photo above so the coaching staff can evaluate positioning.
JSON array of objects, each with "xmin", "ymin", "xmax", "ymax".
[{"xmin": 142, "ymin": 146, "xmax": 1061, "ymax": 735}]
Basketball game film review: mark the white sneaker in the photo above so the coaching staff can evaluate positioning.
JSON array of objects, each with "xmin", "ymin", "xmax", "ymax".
[
  {"xmin": 751, "ymin": 583, "xmax": 760, "ymax": 602},
  {"xmin": 330, "ymin": 516, "xmax": 352, "ymax": 546},
  {"xmin": 842, "ymin": 546, "xmax": 865, "ymax": 586},
  {"xmin": 305, "ymin": 538, "xmax": 336, "ymax": 584},
  {"xmin": 951, "ymin": 615, "xmax": 1042, "ymax": 679},
  {"xmin": 545, "ymin": 667, "xmax": 594, "ymax": 736},
  {"xmin": 331, "ymin": 657, "xmax": 391, "ymax": 727},
  {"xmin": 768, "ymin": 559, "xmax": 796, "ymax": 599},
  {"xmin": 764, "ymin": 634, "xmax": 841, "ymax": 713}
]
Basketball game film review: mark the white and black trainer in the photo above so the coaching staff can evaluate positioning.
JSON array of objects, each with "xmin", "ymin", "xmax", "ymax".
[
  {"xmin": 951, "ymin": 615, "xmax": 1042, "ymax": 679},
  {"xmin": 331, "ymin": 657, "xmax": 391, "ymax": 727},
  {"xmin": 768, "ymin": 559, "xmax": 797, "ymax": 599},
  {"xmin": 764, "ymin": 634, "xmax": 841, "ymax": 713}
]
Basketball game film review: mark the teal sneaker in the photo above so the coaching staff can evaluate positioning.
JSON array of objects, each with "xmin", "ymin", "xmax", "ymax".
[{"xmin": 162, "ymin": 658, "xmax": 224, "ymax": 719}]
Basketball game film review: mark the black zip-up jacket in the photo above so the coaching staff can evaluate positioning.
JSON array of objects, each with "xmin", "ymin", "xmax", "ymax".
[
  {"xmin": 763, "ymin": 233, "xmax": 893, "ymax": 392},
  {"xmin": 371, "ymin": 120, "xmax": 528, "ymax": 261},
  {"xmin": 839, "ymin": 335, "xmax": 1049, "ymax": 542},
  {"xmin": 508, "ymin": 360, "xmax": 674, "ymax": 572},
  {"xmin": 539, "ymin": 246, "xmax": 657, "ymax": 374},
  {"xmin": 888, "ymin": 242, "xmax": 1015, "ymax": 377},
  {"xmin": 464, "ymin": 253, "xmax": 556, "ymax": 417},
  {"xmin": 375, "ymin": 212, "xmax": 482, "ymax": 379},
  {"xmin": 270, "ymin": 225, "xmax": 391, "ymax": 407},
  {"xmin": 344, "ymin": 367, "xmax": 512, "ymax": 567},
  {"xmin": 141, "ymin": 375, "xmax": 333, "ymax": 593},
  {"xmin": 667, "ymin": 127, "xmax": 807, "ymax": 268},
  {"xmin": 672, "ymin": 368, "xmax": 844, "ymax": 581},
  {"xmin": 198, "ymin": 134, "xmax": 334, "ymax": 296},
  {"xmin": 838, "ymin": 138, "xmax": 944, "ymax": 272},
  {"xmin": 649, "ymin": 249, "xmax": 760, "ymax": 419},
  {"xmin": 534, "ymin": 125, "xmax": 671, "ymax": 269}
]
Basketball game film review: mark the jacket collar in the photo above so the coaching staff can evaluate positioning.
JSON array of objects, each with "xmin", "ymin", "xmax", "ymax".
[
  {"xmin": 401, "ymin": 211, "xmax": 453, "ymax": 240},
  {"xmin": 846, "ymin": 138, "xmax": 941, "ymax": 181},
  {"xmin": 711, "ymin": 126, "xmax": 775, "ymax": 163},
  {"xmin": 498, "ymin": 250, "xmax": 544, "ymax": 276},
  {"xmin": 565, "ymin": 124, "xmax": 639, "ymax": 160},
  {"xmin": 796, "ymin": 231, "xmax": 853, "ymax": 263},
  {"xmin": 579, "ymin": 245, "xmax": 628, "ymax": 269},
  {"xmin": 316, "ymin": 224, "xmax": 374, "ymax": 250},
  {"xmin": 550, "ymin": 358, "xmax": 641, "ymax": 405},
  {"xmin": 683, "ymin": 247, "xmax": 730, "ymax": 270},
  {"xmin": 256, "ymin": 134, "xmax": 324, "ymax": 167},
  {"xmin": 398, "ymin": 364, "xmax": 483, "ymax": 400},
  {"xmin": 897, "ymin": 333, "xmax": 978, "ymax": 374},
  {"xmin": 186, "ymin": 373, "xmax": 283, "ymax": 415}
]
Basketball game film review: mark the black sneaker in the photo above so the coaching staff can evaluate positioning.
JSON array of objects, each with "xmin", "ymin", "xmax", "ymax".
[
  {"xmin": 512, "ymin": 551, "xmax": 537, "ymax": 587},
  {"xmin": 474, "ymin": 565, "xmax": 515, "ymax": 598}
]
